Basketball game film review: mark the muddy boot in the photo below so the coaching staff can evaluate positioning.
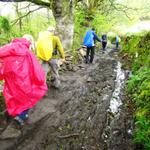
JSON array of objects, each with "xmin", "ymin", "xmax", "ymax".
[
  {"xmin": 14, "ymin": 116, "xmax": 24, "ymax": 126},
  {"xmin": 14, "ymin": 110, "xmax": 30, "ymax": 126}
]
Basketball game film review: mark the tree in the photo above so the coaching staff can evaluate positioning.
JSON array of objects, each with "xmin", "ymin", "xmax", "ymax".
[
  {"xmin": 0, "ymin": 16, "xmax": 10, "ymax": 32},
  {"xmin": 0, "ymin": 0, "xmax": 117, "ymax": 49},
  {"xmin": 0, "ymin": 0, "xmax": 50, "ymax": 7},
  {"xmin": 0, "ymin": 0, "xmax": 73, "ymax": 49},
  {"xmin": 14, "ymin": 3, "xmax": 22, "ymax": 31},
  {"xmin": 52, "ymin": 0, "xmax": 74, "ymax": 49},
  {"xmin": 0, "ymin": 0, "xmax": 141, "ymax": 49}
]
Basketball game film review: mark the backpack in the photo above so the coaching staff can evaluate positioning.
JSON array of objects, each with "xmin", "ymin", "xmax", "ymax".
[
  {"xmin": 102, "ymin": 34, "xmax": 107, "ymax": 41},
  {"xmin": 37, "ymin": 31, "xmax": 53, "ymax": 61}
]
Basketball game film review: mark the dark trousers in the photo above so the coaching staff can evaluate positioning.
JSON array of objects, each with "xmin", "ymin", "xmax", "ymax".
[
  {"xmin": 18, "ymin": 109, "xmax": 29, "ymax": 120},
  {"xmin": 86, "ymin": 46, "xmax": 95, "ymax": 63},
  {"xmin": 49, "ymin": 59, "xmax": 60, "ymax": 88},
  {"xmin": 102, "ymin": 42, "xmax": 107, "ymax": 50},
  {"xmin": 116, "ymin": 42, "xmax": 119, "ymax": 49}
]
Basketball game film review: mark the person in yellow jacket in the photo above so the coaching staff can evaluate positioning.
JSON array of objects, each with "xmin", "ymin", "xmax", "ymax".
[{"xmin": 37, "ymin": 26, "xmax": 65, "ymax": 88}]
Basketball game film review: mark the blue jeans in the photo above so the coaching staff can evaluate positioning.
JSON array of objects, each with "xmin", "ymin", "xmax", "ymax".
[{"xmin": 18, "ymin": 109, "xmax": 29, "ymax": 120}]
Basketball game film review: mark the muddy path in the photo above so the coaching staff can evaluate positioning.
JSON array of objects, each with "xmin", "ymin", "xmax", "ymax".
[{"xmin": 0, "ymin": 49, "xmax": 134, "ymax": 150}]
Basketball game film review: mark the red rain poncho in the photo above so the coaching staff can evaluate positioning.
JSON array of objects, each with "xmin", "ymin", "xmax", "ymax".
[{"xmin": 0, "ymin": 38, "xmax": 48, "ymax": 116}]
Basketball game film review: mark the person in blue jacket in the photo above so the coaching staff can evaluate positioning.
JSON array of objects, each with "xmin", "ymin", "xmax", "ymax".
[
  {"xmin": 83, "ymin": 28, "xmax": 101, "ymax": 63},
  {"xmin": 116, "ymin": 35, "xmax": 121, "ymax": 49},
  {"xmin": 101, "ymin": 34, "xmax": 107, "ymax": 52}
]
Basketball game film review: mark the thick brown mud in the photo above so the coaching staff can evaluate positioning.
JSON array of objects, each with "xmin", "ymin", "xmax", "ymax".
[{"xmin": 0, "ymin": 49, "xmax": 134, "ymax": 150}]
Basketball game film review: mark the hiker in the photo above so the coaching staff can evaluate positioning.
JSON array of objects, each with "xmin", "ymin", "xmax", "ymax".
[
  {"xmin": 0, "ymin": 36, "xmax": 48, "ymax": 126},
  {"xmin": 37, "ymin": 26, "xmax": 65, "ymax": 88},
  {"xmin": 23, "ymin": 34, "xmax": 36, "ymax": 53},
  {"xmin": 116, "ymin": 35, "xmax": 121, "ymax": 49},
  {"xmin": 101, "ymin": 33, "xmax": 107, "ymax": 53},
  {"xmin": 83, "ymin": 28, "xmax": 101, "ymax": 63}
]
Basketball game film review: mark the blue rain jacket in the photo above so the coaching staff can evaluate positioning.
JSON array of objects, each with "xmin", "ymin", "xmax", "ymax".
[
  {"xmin": 83, "ymin": 30, "xmax": 101, "ymax": 47},
  {"xmin": 116, "ymin": 36, "xmax": 121, "ymax": 43}
]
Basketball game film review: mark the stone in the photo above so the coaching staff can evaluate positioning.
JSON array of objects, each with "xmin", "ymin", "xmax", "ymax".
[
  {"xmin": 78, "ymin": 64, "xmax": 85, "ymax": 69},
  {"xmin": 0, "ymin": 124, "xmax": 21, "ymax": 139},
  {"xmin": 87, "ymin": 77, "xmax": 94, "ymax": 82}
]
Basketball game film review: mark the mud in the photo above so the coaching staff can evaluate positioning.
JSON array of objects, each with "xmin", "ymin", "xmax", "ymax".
[{"xmin": 0, "ymin": 49, "xmax": 134, "ymax": 150}]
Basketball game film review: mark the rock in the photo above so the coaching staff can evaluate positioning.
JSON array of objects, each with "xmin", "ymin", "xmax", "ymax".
[
  {"xmin": 71, "ymin": 66, "xmax": 77, "ymax": 72},
  {"xmin": 66, "ymin": 64, "xmax": 73, "ymax": 71},
  {"xmin": 65, "ymin": 53, "xmax": 72, "ymax": 58},
  {"xmin": 112, "ymin": 129, "xmax": 120, "ymax": 136},
  {"xmin": 65, "ymin": 57, "xmax": 73, "ymax": 61},
  {"xmin": 65, "ymin": 54, "xmax": 73, "ymax": 61},
  {"xmin": 78, "ymin": 64, "xmax": 85, "ymax": 69},
  {"xmin": 0, "ymin": 124, "xmax": 21, "ymax": 139},
  {"xmin": 72, "ymin": 66, "xmax": 79, "ymax": 72},
  {"xmin": 79, "ymin": 48, "xmax": 86, "ymax": 57},
  {"xmin": 60, "ymin": 65, "xmax": 67, "ymax": 71},
  {"xmin": 87, "ymin": 77, "xmax": 94, "ymax": 82},
  {"xmin": 64, "ymin": 61, "xmax": 70, "ymax": 65}
]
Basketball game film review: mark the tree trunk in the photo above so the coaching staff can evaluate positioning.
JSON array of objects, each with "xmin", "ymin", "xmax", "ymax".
[
  {"xmin": 15, "ymin": 3, "xmax": 22, "ymax": 31},
  {"xmin": 0, "ymin": 0, "xmax": 74, "ymax": 49},
  {"xmin": 52, "ymin": 0, "xmax": 74, "ymax": 50}
]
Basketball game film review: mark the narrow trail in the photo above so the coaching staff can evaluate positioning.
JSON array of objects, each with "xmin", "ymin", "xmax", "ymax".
[{"xmin": 0, "ymin": 48, "xmax": 134, "ymax": 150}]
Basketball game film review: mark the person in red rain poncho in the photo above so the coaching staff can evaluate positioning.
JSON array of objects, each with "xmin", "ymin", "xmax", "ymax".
[{"xmin": 0, "ymin": 37, "xmax": 48, "ymax": 125}]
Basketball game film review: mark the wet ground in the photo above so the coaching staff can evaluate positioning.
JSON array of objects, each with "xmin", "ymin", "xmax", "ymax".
[{"xmin": 0, "ymin": 48, "xmax": 134, "ymax": 150}]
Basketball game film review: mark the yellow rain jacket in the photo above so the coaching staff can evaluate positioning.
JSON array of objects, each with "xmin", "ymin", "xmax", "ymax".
[{"xmin": 37, "ymin": 31, "xmax": 65, "ymax": 61}]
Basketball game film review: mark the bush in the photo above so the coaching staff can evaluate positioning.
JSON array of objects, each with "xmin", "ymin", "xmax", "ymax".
[{"xmin": 123, "ymin": 32, "xmax": 150, "ymax": 149}]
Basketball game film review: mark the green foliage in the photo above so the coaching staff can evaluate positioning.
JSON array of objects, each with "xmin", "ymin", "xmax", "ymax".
[
  {"xmin": 0, "ymin": 16, "xmax": 11, "ymax": 46},
  {"xmin": 0, "ymin": 14, "xmax": 55, "ymax": 46},
  {"xmin": 73, "ymin": 6, "xmax": 87, "ymax": 49},
  {"xmin": 127, "ymin": 67, "xmax": 150, "ymax": 106},
  {"xmin": 110, "ymin": 36, "xmax": 117, "ymax": 44},
  {"xmin": 134, "ymin": 115, "xmax": 150, "ymax": 150},
  {"xmin": 0, "ymin": 16, "xmax": 10, "ymax": 32},
  {"xmin": 121, "ymin": 32, "xmax": 150, "ymax": 72},
  {"xmin": 123, "ymin": 32, "xmax": 150, "ymax": 149},
  {"xmin": 73, "ymin": 5, "xmax": 113, "ymax": 50},
  {"xmin": 127, "ymin": 68, "xmax": 150, "ymax": 149},
  {"xmin": 91, "ymin": 13, "xmax": 112, "ymax": 34}
]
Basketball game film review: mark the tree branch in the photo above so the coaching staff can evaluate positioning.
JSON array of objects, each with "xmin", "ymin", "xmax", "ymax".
[
  {"xmin": 107, "ymin": 0, "xmax": 134, "ymax": 20},
  {"xmin": 11, "ymin": 6, "xmax": 43, "ymax": 26},
  {"xmin": 0, "ymin": 0, "xmax": 51, "ymax": 8},
  {"xmin": 18, "ymin": 3, "xmax": 32, "ymax": 10}
]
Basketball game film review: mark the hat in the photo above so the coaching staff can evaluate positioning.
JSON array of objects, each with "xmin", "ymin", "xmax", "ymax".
[
  {"xmin": 47, "ymin": 26, "xmax": 55, "ymax": 33},
  {"xmin": 23, "ymin": 34, "xmax": 35, "ymax": 50},
  {"xmin": 23, "ymin": 34, "xmax": 33, "ymax": 43}
]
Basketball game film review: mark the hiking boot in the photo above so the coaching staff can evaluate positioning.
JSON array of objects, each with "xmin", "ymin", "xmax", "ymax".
[
  {"xmin": 14, "ymin": 116, "xmax": 24, "ymax": 126},
  {"xmin": 25, "ymin": 114, "xmax": 29, "ymax": 119},
  {"xmin": 85, "ymin": 60, "xmax": 89, "ymax": 64}
]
